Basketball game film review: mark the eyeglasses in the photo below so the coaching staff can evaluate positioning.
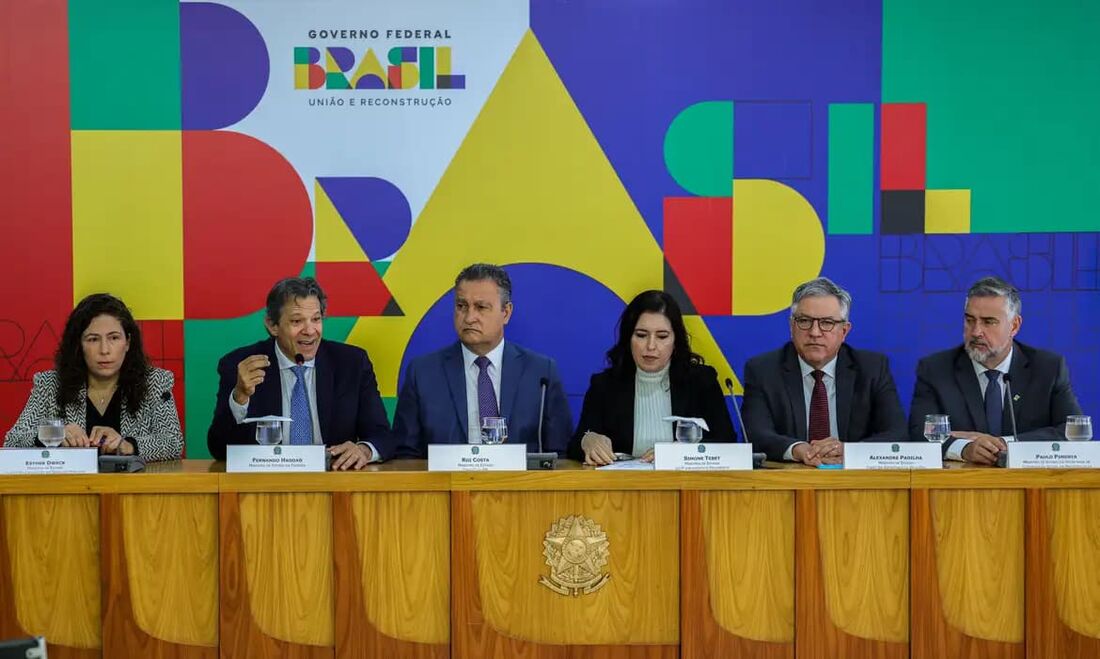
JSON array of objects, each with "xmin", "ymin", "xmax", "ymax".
[{"xmin": 792, "ymin": 315, "xmax": 847, "ymax": 332}]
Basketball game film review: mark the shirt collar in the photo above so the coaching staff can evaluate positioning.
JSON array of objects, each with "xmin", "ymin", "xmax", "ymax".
[
  {"xmin": 971, "ymin": 347, "xmax": 1012, "ymax": 380},
  {"xmin": 798, "ymin": 354, "xmax": 838, "ymax": 379},
  {"xmin": 274, "ymin": 342, "xmax": 316, "ymax": 371},
  {"xmin": 461, "ymin": 339, "xmax": 506, "ymax": 371}
]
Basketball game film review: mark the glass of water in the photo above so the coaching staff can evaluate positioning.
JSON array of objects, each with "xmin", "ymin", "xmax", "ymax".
[
  {"xmin": 1065, "ymin": 415, "xmax": 1093, "ymax": 441},
  {"xmin": 480, "ymin": 417, "xmax": 508, "ymax": 445},
  {"xmin": 675, "ymin": 420, "xmax": 704, "ymax": 443},
  {"xmin": 923, "ymin": 414, "xmax": 951, "ymax": 444},
  {"xmin": 37, "ymin": 418, "xmax": 65, "ymax": 447},
  {"xmin": 255, "ymin": 420, "xmax": 284, "ymax": 446}
]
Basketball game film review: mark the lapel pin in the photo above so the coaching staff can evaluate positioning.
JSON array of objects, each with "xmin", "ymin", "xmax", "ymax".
[{"xmin": 1013, "ymin": 394, "xmax": 1020, "ymax": 401}]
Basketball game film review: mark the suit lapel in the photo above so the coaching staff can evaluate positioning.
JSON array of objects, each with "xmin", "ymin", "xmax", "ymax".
[
  {"xmin": 781, "ymin": 345, "xmax": 808, "ymax": 440},
  {"xmin": 953, "ymin": 349, "xmax": 987, "ymax": 432},
  {"xmin": 1005, "ymin": 342, "xmax": 1029, "ymax": 432},
  {"xmin": 835, "ymin": 348, "xmax": 855, "ymax": 441},
  {"xmin": 499, "ymin": 342, "xmax": 523, "ymax": 420},
  {"xmin": 314, "ymin": 341, "xmax": 335, "ymax": 441},
  {"xmin": 443, "ymin": 345, "xmax": 469, "ymax": 442}
]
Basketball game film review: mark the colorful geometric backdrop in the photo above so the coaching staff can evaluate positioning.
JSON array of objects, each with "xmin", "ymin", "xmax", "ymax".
[{"xmin": 2, "ymin": 0, "xmax": 1097, "ymax": 458}]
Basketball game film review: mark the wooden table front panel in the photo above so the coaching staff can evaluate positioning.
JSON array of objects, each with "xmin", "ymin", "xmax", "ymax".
[
  {"xmin": 102, "ymin": 493, "xmax": 219, "ymax": 658},
  {"xmin": 1027, "ymin": 488, "xmax": 1100, "ymax": 658},
  {"xmin": 911, "ymin": 489, "xmax": 1024, "ymax": 659},
  {"xmin": 796, "ymin": 489, "xmax": 909, "ymax": 659},
  {"xmin": 0, "ymin": 494, "xmax": 101, "ymax": 659},
  {"xmin": 452, "ymin": 490, "xmax": 679, "ymax": 658},
  {"xmin": 681, "ymin": 490, "xmax": 794, "ymax": 659}
]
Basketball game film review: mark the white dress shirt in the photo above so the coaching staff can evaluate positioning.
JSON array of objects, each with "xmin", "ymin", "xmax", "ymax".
[
  {"xmin": 462, "ymin": 340, "xmax": 505, "ymax": 444},
  {"xmin": 784, "ymin": 355, "xmax": 840, "ymax": 461},
  {"xmin": 229, "ymin": 346, "xmax": 380, "ymax": 460},
  {"xmin": 945, "ymin": 349, "xmax": 1014, "ymax": 461}
]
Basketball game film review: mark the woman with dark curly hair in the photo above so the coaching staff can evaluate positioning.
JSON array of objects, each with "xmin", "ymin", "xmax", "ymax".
[
  {"xmin": 4, "ymin": 293, "xmax": 183, "ymax": 461},
  {"xmin": 567, "ymin": 290, "xmax": 736, "ymax": 465}
]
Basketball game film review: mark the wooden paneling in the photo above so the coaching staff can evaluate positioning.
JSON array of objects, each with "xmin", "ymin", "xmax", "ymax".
[
  {"xmin": 452, "ymin": 491, "xmax": 679, "ymax": 658},
  {"xmin": 332, "ymin": 492, "xmax": 448, "ymax": 659},
  {"xmin": 910, "ymin": 489, "xmax": 1024, "ymax": 659},
  {"xmin": 2, "ymin": 495, "xmax": 101, "ymax": 659},
  {"xmin": 795, "ymin": 489, "xmax": 909, "ymax": 659},
  {"xmin": 101, "ymin": 493, "xmax": 218, "ymax": 658},
  {"xmin": 1026, "ymin": 488, "xmax": 1100, "ymax": 658},
  {"xmin": 219, "ymin": 492, "xmax": 333, "ymax": 659},
  {"xmin": 681, "ymin": 491, "xmax": 793, "ymax": 659}
]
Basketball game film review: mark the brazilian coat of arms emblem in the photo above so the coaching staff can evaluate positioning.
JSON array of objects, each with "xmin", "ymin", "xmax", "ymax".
[{"xmin": 538, "ymin": 515, "xmax": 611, "ymax": 596}]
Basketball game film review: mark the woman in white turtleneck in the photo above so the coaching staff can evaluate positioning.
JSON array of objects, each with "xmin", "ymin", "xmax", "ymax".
[{"xmin": 567, "ymin": 290, "xmax": 736, "ymax": 465}]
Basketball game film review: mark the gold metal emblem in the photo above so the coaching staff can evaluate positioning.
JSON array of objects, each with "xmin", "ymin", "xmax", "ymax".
[{"xmin": 538, "ymin": 515, "xmax": 610, "ymax": 596}]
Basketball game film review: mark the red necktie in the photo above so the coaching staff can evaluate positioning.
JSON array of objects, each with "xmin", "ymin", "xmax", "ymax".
[{"xmin": 808, "ymin": 370, "xmax": 830, "ymax": 441}]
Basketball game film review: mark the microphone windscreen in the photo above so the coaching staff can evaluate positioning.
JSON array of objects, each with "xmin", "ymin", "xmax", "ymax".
[
  {"xmin": 724, "ymin": 378, "xmax": 734, "ymax": 390},
  {"xmin": 539, "ymin": 376, "xmax": 549, "ymax": 387},
  {"xmin": 161, "ymin": 391, "xmax": 172, "ymax": 401},
  {"xmin": 294, "ymin": 353, "xmax": 305, "ymax": 365}
]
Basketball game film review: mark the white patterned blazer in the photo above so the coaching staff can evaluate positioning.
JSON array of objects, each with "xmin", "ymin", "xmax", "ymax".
[{"xmin": 4, "ymin": 368, "xmax": 183, "ymax": 462}]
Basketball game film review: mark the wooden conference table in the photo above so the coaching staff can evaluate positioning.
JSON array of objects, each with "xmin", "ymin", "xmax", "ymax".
[{"xmin": 0, "ymin": 459, "xmax": 1098, "ymax": 659}]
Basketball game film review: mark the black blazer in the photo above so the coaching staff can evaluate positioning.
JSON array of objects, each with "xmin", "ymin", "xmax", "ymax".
[
  {"xmin": 207, "ymin": 338, "xmax": 392, "ymax": 460},
  {"xmin": 908, "ymin": 341, "xmax": 1082, "ymax": 452},
  {"xmin": 741, "ymin": 342, "xmax": 907, "ymax": 461},
  {"xmin": 566, "ymin": 362, "xmax": 735, "ymax": 460}
]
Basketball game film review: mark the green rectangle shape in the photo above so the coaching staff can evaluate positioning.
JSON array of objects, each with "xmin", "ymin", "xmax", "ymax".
[
  {"xmin": 828, "ymin": 103, "xmax": 875, "ymax": 235},
  {"xmin": 70, "ymin": 0, "xmax": 181, "ymax": 129},
  {"xmin": 419, "ymin": 47, "xmax": 435, "ymax": 89}
]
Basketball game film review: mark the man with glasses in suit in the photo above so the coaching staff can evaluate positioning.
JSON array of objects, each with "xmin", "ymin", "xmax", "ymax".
[{"xmin": 741, "ymin": 277, "xmax": 907, "ymax": 465}]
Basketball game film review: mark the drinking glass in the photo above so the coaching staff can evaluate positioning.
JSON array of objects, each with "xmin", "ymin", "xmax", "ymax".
[
  {"xmin": 1065, "ymin": 415, "xmax": 1093, "ymax": 441},
  {"xmin": 675, "ymin": 420, "xmax": 703, "ymax": 443},
  {"xmin": 923, "ymin": 414, "xmax": 951, "ymax": 444},
  {"xmin": 37, "ymin": 418, "xmax": 65, "ymax": 448},
  {"xmin": 255, "ymin": 420, "xmax": 284, "ymax": 446},
  {"xmin": 480, "ymin": 417, "xmax": 508, "ymax": 445}
]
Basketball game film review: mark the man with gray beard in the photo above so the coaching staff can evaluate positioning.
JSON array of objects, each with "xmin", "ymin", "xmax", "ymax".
[{"xmin": 908, "ymin": 276, "xmax": 1083, "ymax": 464}]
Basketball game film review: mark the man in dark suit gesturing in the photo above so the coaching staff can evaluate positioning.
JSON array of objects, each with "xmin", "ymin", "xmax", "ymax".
[
  {"xmin": 742, "ymin": 277, "xmax": 907, "ymax": 464},
  {"xmin": 908, "ymin": 276, "xmax": 1082, "ymax": 465},
  {"xmin": 393, "ymin": 263, "xmax": 572, "ymax": 456},
  {"xmin": 207, "ymin": 277, "xmax": 392, "ymax": 469}
]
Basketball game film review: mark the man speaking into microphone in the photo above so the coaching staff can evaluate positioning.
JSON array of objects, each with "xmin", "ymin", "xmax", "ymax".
[
  {"xmin": 207, "ymin": 277, "xmax": 392, "ymax": 469},
  {"xmin": 391, "ymin": 263, "xmax": 572, "ymax": 457}
]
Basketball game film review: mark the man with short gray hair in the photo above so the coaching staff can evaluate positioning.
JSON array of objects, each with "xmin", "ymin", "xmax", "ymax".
[
  {"xmin": 392, "ymin": 263, "xmax": 573, "ymax": 456},
  {"xmin": 909, "ymin": 276, "xmax": 1082, "ymax": 464},
  {"xmin": 742, "ymin": 277, "xmax": 907, "ymax": 464}
]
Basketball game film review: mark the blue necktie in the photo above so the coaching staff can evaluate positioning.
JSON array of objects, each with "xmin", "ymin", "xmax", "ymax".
[
  {"xmin": 984, "ymin": 370, "xmax": 1003, "ymax": 437},
  {"xmin": 475, "ymin": 355, "xmax": 499, "ymax": 423},
  {"xmin": 290, "ymin": 365, "xmax": 314, "ymax": 445}
]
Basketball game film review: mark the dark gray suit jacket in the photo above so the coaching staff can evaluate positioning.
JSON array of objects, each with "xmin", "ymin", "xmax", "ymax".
[
  {"xmin": 907, "ymin": 341, "xmax": 1082, "ymax": 454},
  {"xmin": 741, "ymin": 342, "xmax": 908, "ymax": 461}
]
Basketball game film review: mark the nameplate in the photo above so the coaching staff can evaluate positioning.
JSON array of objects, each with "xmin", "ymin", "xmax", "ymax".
[
  {"xmin": 0, "ymin": 448, "xmax": 98, "ymax": 474},
  {"xmin": 226, "ymin": 445, "xmax": 327, "ymax": 472},
  {"xmin": 428, "ymin": 444, "xmax": 527, "ymax": 471},
  {"xmin": 1006, "ymin": 441, "xmax": 1100, "ymax": 469},
  {"xmin": 653, "ymin": 442, "xmax": 753, "ymax": 471},
  {"xmin": 844, "ymin": 442, "xmax": 943, "ymax": 470}
]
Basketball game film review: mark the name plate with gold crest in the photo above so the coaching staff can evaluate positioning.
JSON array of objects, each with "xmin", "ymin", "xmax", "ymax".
[
  {"xmin": 538, "ymin": 515, "xmax": 611, "ymax": 596},
  {"xmin": 1006, "ymin": 441, "xmax": 1100, "ymax": 468},
  {"xmin": 427, "ymin": 444, "xmax": 526, "ymax": 471},
  {"xmin": 653, "ymin": 442, "xmax": 753, "ymax": 470},
  {"xmin": 0, "ymin": 447, "xmax": 98, "ymax": 474}
]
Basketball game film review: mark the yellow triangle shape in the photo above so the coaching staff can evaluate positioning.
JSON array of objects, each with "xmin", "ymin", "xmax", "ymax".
[
  {"xmin": 347, "ymin": 30, "xmax": 730, "ymax": 398},
  {"xmin": 314, "ymin": 181, "xmax": 369, "ymax": 262}
]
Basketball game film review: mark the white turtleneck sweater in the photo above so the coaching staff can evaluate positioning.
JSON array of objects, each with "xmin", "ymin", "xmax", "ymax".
[{"xmin": 633, "ymin": 364, "xmax": 673, "ymax": 456}]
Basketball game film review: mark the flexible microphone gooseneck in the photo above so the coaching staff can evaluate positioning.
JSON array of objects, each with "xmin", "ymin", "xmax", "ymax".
[
  {"xmin": 997, "ymin": 373, "xmax": 1019, "ymax": 468},
  {"xmin": 726, "ymin": 377, "xmax": 767, "ymax": 468},
  {"xmin": 527, "ymin": 376, "xmax": 556, "ymax": 470}
]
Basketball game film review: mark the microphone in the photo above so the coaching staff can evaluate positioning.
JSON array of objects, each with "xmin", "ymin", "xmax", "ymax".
[
  {"xmin": 527, "ymin": 376, "xmax": 556, "ymax": 470},
  {"xmin": 726, "ymin": 377, "xmax": 766, "ymax": 469},
  {"xmin": 997, "ymin": 373, "xmax": 1019, "ymax": 468},
  {"xmin": 294, "ymin": 353, "xmax": 305, "ymax": 366}
]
